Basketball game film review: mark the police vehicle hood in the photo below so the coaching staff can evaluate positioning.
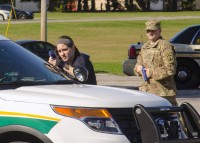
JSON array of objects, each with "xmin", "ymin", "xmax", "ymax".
[{"xmin": 0, "ymin": 84, "xmax": 171, "ymax": 108}]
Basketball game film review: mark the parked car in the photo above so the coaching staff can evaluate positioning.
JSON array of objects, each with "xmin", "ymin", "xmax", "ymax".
[
  {"xmin": 1, "ymin": 35, "xmax": 200, "ymax": 143},
  {"xmin": 16, "ymin": 40, "xmax": 56, "ymax": 61},
  {"xmin": 0, "ymin": 9, "xmax": 10, "ymax": 21},
  {"xmin": 123, "ymin": 24, "xmax": 200, "ymax": 89},
  {"xmin": 0, "ymin": 4, "xmax": 34, "ymax": 20}
]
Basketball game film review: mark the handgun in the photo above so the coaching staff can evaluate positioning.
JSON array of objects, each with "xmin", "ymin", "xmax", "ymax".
[
  {"xmin": 142, "ymin": 67, "xmax": 148, "ymax": 81},
  {"xmin": 48, "ymin": 50, "xmax": 57, "ymax": 59}
]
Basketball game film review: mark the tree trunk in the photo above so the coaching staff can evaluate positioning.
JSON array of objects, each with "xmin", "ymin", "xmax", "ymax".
[
  {"xmin": 91, "ymin": 0, "xmax": 95, "ymax": 11},
  {"xmin": 129, "ymin": 0, "xmax": 134, "ymax": 11},
  {"xmin": 83, "ymin": 0, "xmax": 88, "ymax": 11},
  {"xmin": 106, "ymin": 0, "xmax": 110, "ymax": 11},
  {"xmin": 146, "ymin": 0, "xmax": 150, "ymax": 10},
  {"xmin": 77, "ymin": 0, "xmax": 82, "ymax": 11},
  {"xmin": 172, "ymin": 0, "xmax": 177, "ymax": 11},
  {"xmin": 167, "ymin": 0, "xmax": 177, "ymax": 11},
  {"xmin": 135, "ymin": 0, "xmax": 147, "ymax": 11},
  {"xmin": 49, "ymin": 0, "xmax": 57, "ymax": 11}
]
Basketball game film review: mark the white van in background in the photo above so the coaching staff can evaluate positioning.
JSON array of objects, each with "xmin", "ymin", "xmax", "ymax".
[{"xmin": 0, "ymin": 9, "xmax": 10, "ymax": 21}]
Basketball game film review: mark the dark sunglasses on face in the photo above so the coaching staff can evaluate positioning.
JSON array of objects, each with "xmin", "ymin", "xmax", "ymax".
[{"xmin": 146, "ymin": 30, "xmax": 157, "ymax": 33}]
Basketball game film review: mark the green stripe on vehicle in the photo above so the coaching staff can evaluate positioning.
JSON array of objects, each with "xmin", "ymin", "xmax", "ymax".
[{"xmin": 0, "ymin": 116, "xmax": 58, "ymax": 133}]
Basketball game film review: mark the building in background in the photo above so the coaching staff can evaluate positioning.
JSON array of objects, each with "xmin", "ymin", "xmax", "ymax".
[
  {"xmin": 149, "ymin": 0, "xmax": 163, "ymax": 10},
  {"xmin": 196, "ymin": 0, "xmax": 200, "ymax": 9},
  {"xmin": 15, "ymin": 0, "xmax": 49, "ymax": 12}
]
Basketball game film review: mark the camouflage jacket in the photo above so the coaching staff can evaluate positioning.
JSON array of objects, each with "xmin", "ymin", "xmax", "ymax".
[{"xmin": 134, "ymin": 37, "xmax": 177, "ymax": 97}]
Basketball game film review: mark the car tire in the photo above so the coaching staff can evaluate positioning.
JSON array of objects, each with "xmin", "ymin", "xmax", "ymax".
[
  {"xmin": 0, "ymin": 125, "xmax": 53, "ymax": 143},
  {"xmin": 19, "ymin": 13, "xmax": 26, "ymax": 20},
  {"xmin": 0, "ymin": 132, "xmax": 50, "ymax": 143},
  {"xmin": 1, "ymin": 135, "xmax": 44, "ymax": 143},
  {"xmin": 0, "ymin": 14, "xmax": 4, "ymax": 21},
  {"xmin": 122, "ymin": 59, "xmax": 136, "ymax": 76},
  {"xmin": 174, "ymin": 59, "xmax": 200, "ymax": 89}
]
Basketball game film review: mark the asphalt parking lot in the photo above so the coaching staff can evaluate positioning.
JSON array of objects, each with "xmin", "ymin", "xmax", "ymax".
[{"xmin": 96, "ymin": 73, "xmax": 200, "ymax": 113}]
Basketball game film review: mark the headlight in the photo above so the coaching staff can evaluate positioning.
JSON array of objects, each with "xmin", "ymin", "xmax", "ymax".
[
  {"xmin": 51, "ymin": 105, "xmax": 122, "ymax": 134},
  {"xmin": 4, "ymin": 12, "xmax": 10, "ymax": 16}
]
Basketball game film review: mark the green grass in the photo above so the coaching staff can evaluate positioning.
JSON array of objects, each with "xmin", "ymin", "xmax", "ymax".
[
  {"xmin": 95, "ymin": 62, "xmax": 123, "ymax": 74},
  {"xmin": 34, "ymin": 11, "xmax": 200, "ymax": 19},
  {"xmin": 1, "ymin": 11, "xmax": 200, "ymax": 75}
]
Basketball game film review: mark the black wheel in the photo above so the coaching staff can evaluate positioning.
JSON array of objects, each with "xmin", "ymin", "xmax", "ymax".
[
  {"xmin": 0, "ymin": 132, "xmax": 44, "ymax": 143},
  {"xmin": 0, "ymin": 14, "xmax": 4, "ymax": 21},
  {"xmin": 19, "ymin": 13, "xmax": 26, "ymax": 20},
  {"xmin": 0, "ymin": 127, "xmax": 53, "ymax": 143},
  {"xmin": 174, "ymin": 59, "xmax": 200, "ymax": 89},
  {"xmin": 122, "ymin": 59, "xmax": 137, "ymax": 76}
]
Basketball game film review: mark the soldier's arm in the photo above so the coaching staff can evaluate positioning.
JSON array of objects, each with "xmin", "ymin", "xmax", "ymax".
[
  {"xmin": 150, "ymin": 43, "xmax": 176, "ymax": 80},
  {"xmin": 134, "ymin": 52, "xmax": 143, "ymax": 76}
]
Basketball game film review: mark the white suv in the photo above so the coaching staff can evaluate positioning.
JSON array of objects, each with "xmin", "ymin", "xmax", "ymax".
[
  {"xmin": 0, "ymin": 9, "xmax": 10, "ymax": 20},
  {"xmin": 0, "ymin": 35, "xmax": 199, "ymax": 143}
]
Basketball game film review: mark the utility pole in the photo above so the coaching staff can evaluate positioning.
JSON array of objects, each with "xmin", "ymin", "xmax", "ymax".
[{"xmin": 41, "ymin": 0, "xmax": 47, "ymax": 41}]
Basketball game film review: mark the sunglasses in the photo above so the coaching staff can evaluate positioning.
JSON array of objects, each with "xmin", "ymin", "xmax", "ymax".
[{"xmin": 146, "ymin": 30, "xmax": 157, "ymax": 33}]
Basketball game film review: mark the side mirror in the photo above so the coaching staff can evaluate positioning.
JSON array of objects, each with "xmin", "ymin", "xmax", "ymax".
[{"xmin": 73, "ymin": 66, "xmax": 88, "ymax": 82}]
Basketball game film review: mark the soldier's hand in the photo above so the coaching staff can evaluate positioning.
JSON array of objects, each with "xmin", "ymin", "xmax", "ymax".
[
  {"xmin": 135, "ymin": 64, "xmax": 143, "ymax": 75},
  {"xmin": 145, "ymin": 68, "xmax": 151, "ymax": 78}
]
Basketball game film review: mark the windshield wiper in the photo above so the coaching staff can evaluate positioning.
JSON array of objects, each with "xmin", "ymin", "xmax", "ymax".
[
  {"xmin": 0, "ymin": 80, "xmax": 49, "ymax": 86},
  {"xmin": 44, "ymin": 63, "xmax": 81, "ymax": 84},
  {"xmin": 44, "ymin": 63, "xmax": 73, "ymax": 80},
  {"xmin": 49, "ymin": 80, "xmax": 77, "ymax": 85},
  {"xmin": 0, "ymin": 79, "xmax": 78, "ymax": 86}
]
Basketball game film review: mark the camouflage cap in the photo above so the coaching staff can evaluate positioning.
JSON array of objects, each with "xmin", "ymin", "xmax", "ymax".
[{"xmin": 145, "ymin": 20, "xmax": 161, "ymax": 30}]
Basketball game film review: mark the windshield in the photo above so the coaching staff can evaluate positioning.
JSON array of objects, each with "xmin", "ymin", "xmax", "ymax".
[
  {"xmin": 0, "ymin": 40, "xmax": 76, "ymax": 86},
  {"xmin": 169, "ymin": 25, "xmax": 200, "ymax": 44}
]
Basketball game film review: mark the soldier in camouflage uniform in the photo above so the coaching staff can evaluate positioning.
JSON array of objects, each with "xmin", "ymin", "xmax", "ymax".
[{"xmin": 134, "ymin": 20, "xmax": 177, "ymax": 106}]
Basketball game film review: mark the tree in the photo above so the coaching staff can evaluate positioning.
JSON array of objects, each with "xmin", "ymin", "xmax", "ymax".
[
  {"xmin": 106, "ymin": 0, "xmax": 111, "ymax": 11},
  {"xmin": 82, "ymin": 0, "xmax": 87, "ymax": 11},
  {"xmin": 77, "ymin": 0, "xmax": 82, "ymax": 11},
  {"xmin": 0, "ymin": 0, "xmax": 10, "ymax": 4},
  {"xmin": 125, "ymin": 0, "xmax": 134, "ymax": 11},
  {"xmin": 20, "ymin": 0, "xmax": 37, "ymax": 2},
  {"xmin": 165, "ymin": 0, "xmax": 177, "ymax": 11},
  {"xmin": 12, "ymin": 0, "xmax": 197, "ymax": 12},
  {"xmin": 91, "ymin": 0, "xmax": 95, "ymax": 11},
  {"xmin": 182, "ymin": 0, "xmax": 196, "ymax": 10}
]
